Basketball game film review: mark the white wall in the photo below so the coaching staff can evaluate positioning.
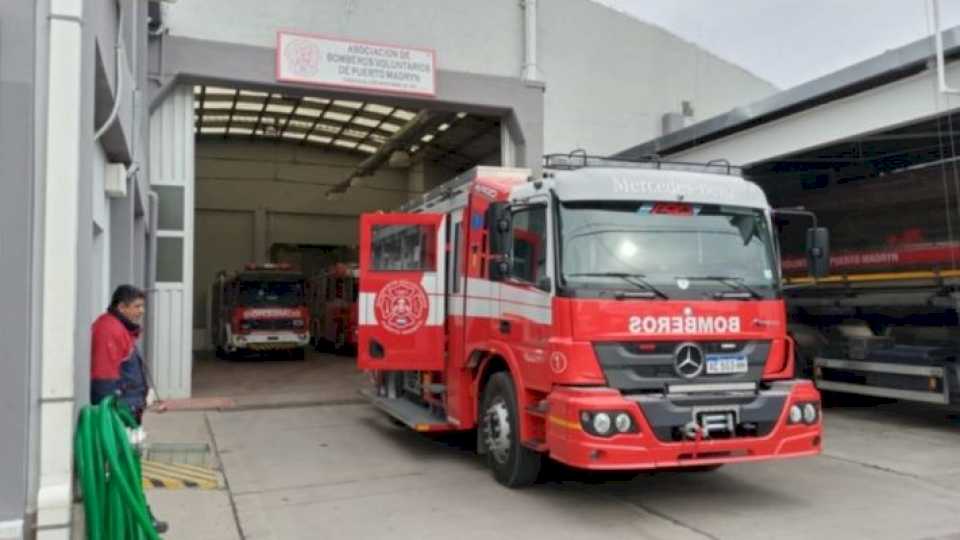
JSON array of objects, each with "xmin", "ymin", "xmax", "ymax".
[
  {"xmin": 539, "ymin": 0, "xmax": 777, "ymax": 154},
  {"xmin": 164, "ymin": 0, "xmax": 776, "ymax": 157},
  {"xmin": 92, "ymin": 144, "xmax": 111, "ymax": 315},
  {"xmin": 165, "ymin": 0, "xmax": 523, "ymax": 78}
]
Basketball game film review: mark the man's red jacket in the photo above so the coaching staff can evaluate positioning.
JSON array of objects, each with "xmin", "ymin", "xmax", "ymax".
[{"xmin": 90, "ymin": 311, "xmax": 148, "ymax": 415}]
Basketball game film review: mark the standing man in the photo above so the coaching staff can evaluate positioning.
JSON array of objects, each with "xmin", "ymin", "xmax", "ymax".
[{"xmin": 90, "ymin": 284, "xmax": 156, "ymax": 423}]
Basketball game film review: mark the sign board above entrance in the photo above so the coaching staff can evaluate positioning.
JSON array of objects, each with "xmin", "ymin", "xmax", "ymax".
[{"xmin": 276, "ymin": 32, "xmax": 437, "ymax": 97}]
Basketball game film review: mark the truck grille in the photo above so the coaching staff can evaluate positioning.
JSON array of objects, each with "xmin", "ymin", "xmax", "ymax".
[
  {"xmin": 245, "ymin": 319, "xmax": 296, "ymax": 331},
  {"xmin": 593, "ymin": 340, "xmax": 770, "ymax": 393}
]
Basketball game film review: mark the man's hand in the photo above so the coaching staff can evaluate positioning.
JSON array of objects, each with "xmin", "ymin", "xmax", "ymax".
[
  {"xmin": 150, "ymin": 401, "xmax": 168, "ymax": 413},
  {"xmin": 146, "ymin": 388, "xmax": 167, "ymax": 413}
]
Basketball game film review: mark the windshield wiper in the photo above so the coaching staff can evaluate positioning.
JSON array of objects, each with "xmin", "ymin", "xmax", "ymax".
[
  {"xmin": 565, "ymin": 272, "xmax": 669, "ymax": 299},
  {"xmin": 677, "ymin": 275, "xmax": 764, "ymax": 299}
]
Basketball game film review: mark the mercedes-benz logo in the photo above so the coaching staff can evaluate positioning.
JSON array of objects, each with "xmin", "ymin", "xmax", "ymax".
[{"xmin": 674, "ymin": 343, "xmax": 705, "ymax": 379}]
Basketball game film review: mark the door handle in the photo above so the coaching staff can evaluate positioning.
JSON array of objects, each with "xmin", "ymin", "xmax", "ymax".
[{"xmin": 499, "ymin": 319, "xmax": 511, "ymax": 334}]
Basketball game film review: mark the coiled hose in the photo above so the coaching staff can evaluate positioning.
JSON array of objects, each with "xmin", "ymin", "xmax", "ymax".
[{"xmin": 75, "ymin": 396, "xmax": 161, "ymax": 540}]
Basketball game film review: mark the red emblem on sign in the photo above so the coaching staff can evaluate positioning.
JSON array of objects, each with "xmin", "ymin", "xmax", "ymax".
[
  {"xmin": 376, "ymin": 280, "xmax": 430, "ymax": 335},
  {"xmin": 283, "ymin": 38, "xmax": 321, "ymax": 77}
]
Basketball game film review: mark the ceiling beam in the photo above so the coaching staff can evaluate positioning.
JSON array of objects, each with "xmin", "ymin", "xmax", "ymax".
[
  {"xmin": 222, "ymin": 89, "xmax": 240, "ymax": 139},
  {"xmin": 329, "ymin": 111, "xmax": 455, "ymax": 195}
]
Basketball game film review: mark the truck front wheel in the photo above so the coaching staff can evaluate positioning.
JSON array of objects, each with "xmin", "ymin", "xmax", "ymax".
[{"xmin": 480, "ymin": 372, "xmax": 541, "ymax": 488}]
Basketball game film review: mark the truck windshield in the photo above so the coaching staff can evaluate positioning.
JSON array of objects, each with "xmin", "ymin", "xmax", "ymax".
[
  {"xmin": 559, "ymin": 201, "xmax": 778, "ymax": 299},
  {"xmin": 238, "ymin": 280, "xmax": 305, "ymax": 307}
]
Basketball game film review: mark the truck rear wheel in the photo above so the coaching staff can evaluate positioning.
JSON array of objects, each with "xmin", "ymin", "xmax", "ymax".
[{"xmin": 480, "ymin": 372, "xmax": 541, "ymax": 488}]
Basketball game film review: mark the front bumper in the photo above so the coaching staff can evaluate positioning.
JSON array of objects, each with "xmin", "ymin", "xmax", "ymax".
[
  {"xmin": 229, "ymin": 331, "xmax": 310, "ymax": 351},
  {"xmin": 545, "ymin": 380, "xmax": 821, "ymax": 470}
]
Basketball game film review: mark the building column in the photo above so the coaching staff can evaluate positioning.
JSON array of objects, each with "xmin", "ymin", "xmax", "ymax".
[{"xmin": 36, "ymin": 0, "xmax": 85, "ymax": 535}]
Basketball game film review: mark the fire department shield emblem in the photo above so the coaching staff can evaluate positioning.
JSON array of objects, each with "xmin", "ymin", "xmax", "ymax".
[
  {"xmin": 283, "ymin": 38, "xmax": 321, "ymax": 77},
  {"xmin": 376, "ymin": 280, "xmax": 430, "ymax": 335}
]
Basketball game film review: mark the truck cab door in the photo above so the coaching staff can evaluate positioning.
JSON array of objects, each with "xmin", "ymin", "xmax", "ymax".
[{"xmin": 358, "ymin": 212, "xmax": 446, "ymax": 371}]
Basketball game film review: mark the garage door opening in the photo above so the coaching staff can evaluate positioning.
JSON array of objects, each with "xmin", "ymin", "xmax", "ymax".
[{"xmin": 176, "ymin": 83, "xmax": 503, "ymax": 406}]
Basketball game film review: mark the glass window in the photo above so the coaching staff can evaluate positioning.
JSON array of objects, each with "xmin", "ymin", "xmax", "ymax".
[
  {"xmin": 371, "ymin": 224, "xmax": 437, "ymax": 271},
  {"xmin": 452, "ymin": 223, "xmax": 462, "ymax": 293},
  {"xmin": 156, "ymin": 237, "xmax": 184, "ymax": 282},
  {"xmin": 154, "ymin": 185, "xmax": 185, "ymax": 231},
  {"xmin": 238, "ymin": 280, "xmax": 304, "ymax": 307},
  {"xmin": 510, "ymin": 206, "xmax": 547, "ymax": 283},
  {"xmin": 559, "ymin": 201, "xmax": 778, "ymax": 299}
]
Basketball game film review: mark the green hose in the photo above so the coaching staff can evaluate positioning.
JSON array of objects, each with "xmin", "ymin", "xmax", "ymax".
[{"xmin": 75, "ymin": 397, "xmax": 161, "ymax": 540}]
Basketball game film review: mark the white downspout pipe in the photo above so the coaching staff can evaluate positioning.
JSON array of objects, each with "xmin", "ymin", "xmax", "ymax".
[
  {"xmin": 932, "ymin": 0, "xmax": 960, "ymax": 94},
  {"xmin": 36, "ymin": 0, "xmax": 83, "ymax": 534},
  {"xmin": 522, "ymin": 0, "xmax": 539, "ymax": 82}
]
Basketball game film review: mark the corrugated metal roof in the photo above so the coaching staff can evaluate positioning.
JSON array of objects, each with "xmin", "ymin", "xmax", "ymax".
[{"xmin": 615, "ymin": 26, "xmax": 960, "ymax": 160}]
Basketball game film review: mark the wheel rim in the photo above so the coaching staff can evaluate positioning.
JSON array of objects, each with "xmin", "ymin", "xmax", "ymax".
[{"xmin": 484, "ymin": 398, "xmax": 511, "ymax": 465}]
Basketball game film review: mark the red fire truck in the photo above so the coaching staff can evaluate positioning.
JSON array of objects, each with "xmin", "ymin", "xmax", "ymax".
[
  {"xmin": 357, "ymin": 156, "xmax": 830, "ymax": 487},
  {"xmin": 211, "ymin": 263, "xmax": 310, "ymax": 359},
  {"xmin": 308, "ymin": 263, "xmax": 359, "ymax": 353}
]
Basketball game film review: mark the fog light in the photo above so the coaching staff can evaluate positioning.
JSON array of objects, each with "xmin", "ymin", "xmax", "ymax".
[
  {"xmin": 614, "ymin": 412, "xmax": 633, "ymax": 433},
  {"xmin": 789, "ymin": 405, "xmax": 802, "ymax": 424},
  {"xmin": 592, "ymin": 412, "xmax": 612, "ymax": 435},
  {"xmin": 803, "ymin": 403, "xmax": 818, "ymax": 424}
]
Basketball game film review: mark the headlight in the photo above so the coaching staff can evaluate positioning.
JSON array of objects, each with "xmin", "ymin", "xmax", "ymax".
[
  {"xmin": 592, "ymin": 412, "xmax": 612, "ymax": 435},
  {"xmin": 580, "ymin": 410, "xmax": 636, "ymax": 436},
  {"xmin": 802, "ymin": 403, "xmax": 818, "ymax": 424},
  {"xmin": 789, "ymin": 405, "xmax": 803, "ymax": 424},
  {"xmin": 292, "ymin": 319, "xmax": 305, "ymax": 327}
]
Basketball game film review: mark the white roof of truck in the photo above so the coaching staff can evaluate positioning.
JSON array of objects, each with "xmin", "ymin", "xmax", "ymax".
[{"xmin": 547, "ymin": 166, "xmax": 769, "ymax": 209}]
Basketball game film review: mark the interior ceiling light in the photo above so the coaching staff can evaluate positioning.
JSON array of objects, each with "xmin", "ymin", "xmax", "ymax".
[
  {"xmin": 205, "ymin": 86, "xmax": 235, "ymax": 96},
  {"xmin": 364, "ymin": 103, "xmax": 393, "ymax": 115},
  {"xmin": 325, "ymin": 111, "xmax": 351, "ymax": 122}
]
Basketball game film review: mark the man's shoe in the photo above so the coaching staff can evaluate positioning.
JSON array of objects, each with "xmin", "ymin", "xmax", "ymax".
[{"xmin": 153, "ymin": 519, "xmax": 169, "ymax": 534}]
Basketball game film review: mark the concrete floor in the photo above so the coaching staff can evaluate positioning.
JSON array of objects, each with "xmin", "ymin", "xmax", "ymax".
[
  {"xmin": 146, "ymin": 350, "xmax": 960, "ymax": 540},
  {"xmin": 192, "ymin": 350, "xmax": 366, "ymax": 408}
]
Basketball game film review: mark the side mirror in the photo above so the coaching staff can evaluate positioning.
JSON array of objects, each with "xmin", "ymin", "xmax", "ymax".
[
  {"xmin": 487, "ymin": 202, "xmax": 512, "ymax": 256},
  {"xmin": 806, "ymin": 227, "xmax": 830, "ymax": 278},
  {"xmin": 487, "ymin": 202, "xmax": 513, "ymax": 281},
  {"xmin": 536, "ymin": 276, "xmax": 552, "ymax": 292}
]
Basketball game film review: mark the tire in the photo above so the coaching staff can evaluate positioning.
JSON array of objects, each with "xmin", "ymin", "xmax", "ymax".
[
  {"xmin": 480, "ymin": 372, "xmax": 542, "ymax": 488},
  {"xmin": 333, "ymin": 322, "xmax": 347, "ymax": 355},
  {"xmin": 291, "ymin": 348, "xmax": 306, "ymax": 361}
]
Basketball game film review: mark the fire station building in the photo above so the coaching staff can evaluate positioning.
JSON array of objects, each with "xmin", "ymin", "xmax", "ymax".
[{"xmin": 7, "ymin": 0, "xmax": 950, "ymax": 538}]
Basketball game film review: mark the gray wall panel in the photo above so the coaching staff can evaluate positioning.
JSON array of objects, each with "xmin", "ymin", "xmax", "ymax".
[{"xmin": 0, "ymin": 0, "xmax": 35, "ymax": 528}]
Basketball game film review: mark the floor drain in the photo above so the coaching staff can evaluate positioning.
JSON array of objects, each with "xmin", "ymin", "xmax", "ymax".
[{"xmin": 145, "ymin": 442, "xmax": 212, "ymax": 467}]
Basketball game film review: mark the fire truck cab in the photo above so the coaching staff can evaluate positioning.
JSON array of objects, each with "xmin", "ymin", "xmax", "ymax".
[
  {"xmin": 211, "ymin": 263, "xmax": 310, "ymax": 359},
  {"xmin": 308, "ymin": 263, "xmax": 360, "ymax": 353},
  {"xmin": 357, "ymin": 156, "xmax": 831, "ymax": 487}
]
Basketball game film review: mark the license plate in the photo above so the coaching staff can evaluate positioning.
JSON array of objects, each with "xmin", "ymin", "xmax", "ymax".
[{"xmin": 706, "ymin": 356, "xmax": 748, "ymax": 375}]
